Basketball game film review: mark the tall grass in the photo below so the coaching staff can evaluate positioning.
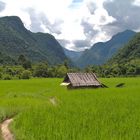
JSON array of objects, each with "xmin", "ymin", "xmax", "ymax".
[{"xmin": 0, "ymin": 78, "xmax": 140, "ymax": 139}]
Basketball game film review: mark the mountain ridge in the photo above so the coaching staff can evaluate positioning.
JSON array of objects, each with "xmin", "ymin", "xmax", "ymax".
[
  {"xmin": 0, "ymin": 16, "xmax": 69, "ymax": 65},
  {"xmin": 76, "ymin": 30, "xmax": 136, "ymax": 68},
  {"xmin": 102, "ymin": 32, "xmax": 140, "ymax": 76},
  {"xmin": 108, "ymin": 32, "xmax": 140, "ymax": 65}
]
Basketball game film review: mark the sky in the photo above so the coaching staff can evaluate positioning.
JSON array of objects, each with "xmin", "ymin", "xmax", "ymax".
[{"xmin": 0, "ymin": 0, "xmax": 140, "ymax": 51}]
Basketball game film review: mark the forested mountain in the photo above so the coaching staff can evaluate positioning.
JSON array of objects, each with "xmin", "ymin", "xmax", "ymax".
[
  {"xmin": 108, "ymin": 33, "xmax": 140, "ymax": 64},
  {"xmin": 0, "ymin": 15, "xmax": 139, "ymax": 75},
  {"xmin": 0, "ymin": 52, "xmax": 16, "ymax": 65},
  {"xmin": 83, "ymin": 33, "xmax": 140, "ymax": 77},
  {"xmin": 76, "ymin": 30, "xmax": 136, "ymax": 68},
  {"xmin": 106, "ymin": 32, "xmax": 140, "ymax": 75},
  {"xmin": 0, "ymin": 16, "xmax": 69, "ymax": 65}
]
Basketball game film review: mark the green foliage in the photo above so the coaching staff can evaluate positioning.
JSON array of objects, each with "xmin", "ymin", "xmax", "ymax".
[
  {"xmin": 109, "ymin": 33, "xmax": 140, "ymax": 65},
  {"xmin": 18, "ymin": 55, "xmax": 26, "ymax": 64},
  {"xmin": 0, "ymin": 62, "xmax": 75, "ymax": 80},
  {"xmin": 85, "ymin": 33, "xmax": 140, "ymax": 77},
  {"xmin": 0, "ymin": 72, "xmax": 2, "ymax": 79},
  {"xmin": 56, "ymin": 65, "xmax": 68, "ymax": 77},
  {"xmin": 106, "ymin": 33, "xmax": 140, "ymax": 77},
  {"xmin": 33, "ymin": 63, "xmax": 48, "ymax": 77},
  {"xmin": 18, "ymin": 55, "xmax": 32, "ymax": 69},
  {"xmin": 22, "ymin": 60, "xmax": 32, "ymax": 70},
  {"xmin": 4, "ymin": 67, "xmax": 14, "ymax": 75},
  {"xmin": 20, "ymin": 70, "xmax": 31, "ymax": 79},
  {"xmin": 2, "ymin": 74, "xmax": 12, "ymax": 80},
  {"xmin": 0, "ymin": 52, "xmax": 16, "ymax": 65}
]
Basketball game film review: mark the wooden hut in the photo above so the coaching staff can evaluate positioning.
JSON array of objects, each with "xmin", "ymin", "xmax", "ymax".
[{"xmin": 61, "ymin": 73, "xmax": 103, "ymax": 88}]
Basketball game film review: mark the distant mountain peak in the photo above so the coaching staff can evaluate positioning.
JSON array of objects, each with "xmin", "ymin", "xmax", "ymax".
[
  {"xmin": 76, "ymin": 29, "xmax": 136, "ymax": 68},
  {"xmin": 0, "ymin": 16, "xmax": 24, "ymax": 26},
  {"xmin": 1, "ymin": 15, "xmax": 22, "ymax": 21},
  {"xmin": 111, "ymin": 30, "xmax": 135, "ymax": 39}
]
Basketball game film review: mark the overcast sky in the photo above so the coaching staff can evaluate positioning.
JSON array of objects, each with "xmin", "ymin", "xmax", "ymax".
[{"xmin": 0, "ymin": 0, "xmax": 140, "ymax": 51}]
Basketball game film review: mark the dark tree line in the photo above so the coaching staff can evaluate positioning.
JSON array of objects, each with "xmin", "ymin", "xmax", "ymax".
[
  {"xmin": 0, "ymin": 48, "xmax": 140, "ymax": 80},
  {"xmin": 0, "ymin": 55, "xmax": 79, "ymax": 80}
]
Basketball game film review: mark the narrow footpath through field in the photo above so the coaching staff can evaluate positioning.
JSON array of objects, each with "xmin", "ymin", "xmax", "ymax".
[
  {"xmin": 49, "ymin": 97, "xmax": 58, "ymax": 106},
  {"xmin": 1, "ymin": 118, "xmax": 14, "ymax": 140}
]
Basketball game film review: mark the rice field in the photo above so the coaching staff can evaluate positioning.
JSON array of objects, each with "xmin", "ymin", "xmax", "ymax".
[{"xmin": 0, "ymin": 77, "xmax": 140, "ymax": 140}]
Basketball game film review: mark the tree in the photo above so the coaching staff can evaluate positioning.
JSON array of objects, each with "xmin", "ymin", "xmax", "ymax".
[
  {"xmin": 18, "ymin": 54, "xmax": 26, "ymax": 64},
  {"xmin": 63, "ymin": 60, "xmax": 69, "ymax": 69},
  {"xmin": 18, "ymin": 55, "xmax": 32, "ymax": 69},
  {"xmin": 22, "ymin": 60, "xmax": 32, "ymax": 69},
  {"xmin": 56, "ymin": 65, "xmax": 68, "ymax": 77},
  {"xmin": 20, "ymin": 70, "xmax": 31, "ymax": 79},
  {"xmin": 33, "ymin": 63, "xmax": 48, "ymax": 77}
]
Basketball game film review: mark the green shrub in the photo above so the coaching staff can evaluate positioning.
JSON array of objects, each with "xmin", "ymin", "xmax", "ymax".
[
  {"xmin": 3, "ymin": 74, "xmax": 12, "ymax": 80},
  {"xmin": 33, "ymin": 63, "xmax": 48, "ymax": 77},
  {"xmin": 20, "ymin": 70, "xmax": 31, "ymax": 79},
  {"xmin": 0, "ymin": 72, "xmax": 2, "ymax": 79}
]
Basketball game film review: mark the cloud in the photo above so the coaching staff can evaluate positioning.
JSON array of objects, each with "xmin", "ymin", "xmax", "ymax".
[
  {"xmin": 0, "ymin": 0, "xmax": 140, "ymax": 51},
  {"xmin": 73, "ymin": 40, "xmax": 90, "ymax": 49},
  {"xmin": 0, "ymin": 0, "xmax": 114, "ymax": 51},
  {"xmin": 0, "ymin": 1, "xmax": 5, "ymax": 12},
  {"xmin": 27, "ymin": 8, "xmax": 63, "ymax": 34},
  {"xmin": 27, "ymin": 8, "xmax": 44, "ymax": 32},
  {"xmin": 81, "ymin": 19, "xmax": 98, "ymax": 38},
  {"xmin": 86, "ymin": 1, "xmax": 97, "ymax": 14},
  {"xmin": 103, "ymin": 0, "xmax": 140, "ymax": 35}
]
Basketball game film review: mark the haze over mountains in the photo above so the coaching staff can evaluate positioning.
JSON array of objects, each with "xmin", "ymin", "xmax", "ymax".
[{"xmin": 63, "ymin": 48, "xmax": 83, "ymax": 62}]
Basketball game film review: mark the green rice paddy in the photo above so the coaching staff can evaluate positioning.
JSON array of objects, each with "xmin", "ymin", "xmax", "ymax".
[{"xmin": 0, "ymin": 77, "xmax": 140, "ymax": 140}]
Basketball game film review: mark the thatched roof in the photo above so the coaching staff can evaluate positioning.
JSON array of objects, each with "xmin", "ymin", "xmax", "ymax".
[{"xmin": 63, "ymin": 73, "xmax": 102, "ymax": 88}]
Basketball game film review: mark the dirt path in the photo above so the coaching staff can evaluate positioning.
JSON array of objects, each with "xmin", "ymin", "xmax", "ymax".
[
  {"xmin": 49, "ymin": 97, "xmax": 57, "ymax": 106},
  {"xmin": 1, "ymin": 118, "xmax": 14, "ymax": 140}
]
